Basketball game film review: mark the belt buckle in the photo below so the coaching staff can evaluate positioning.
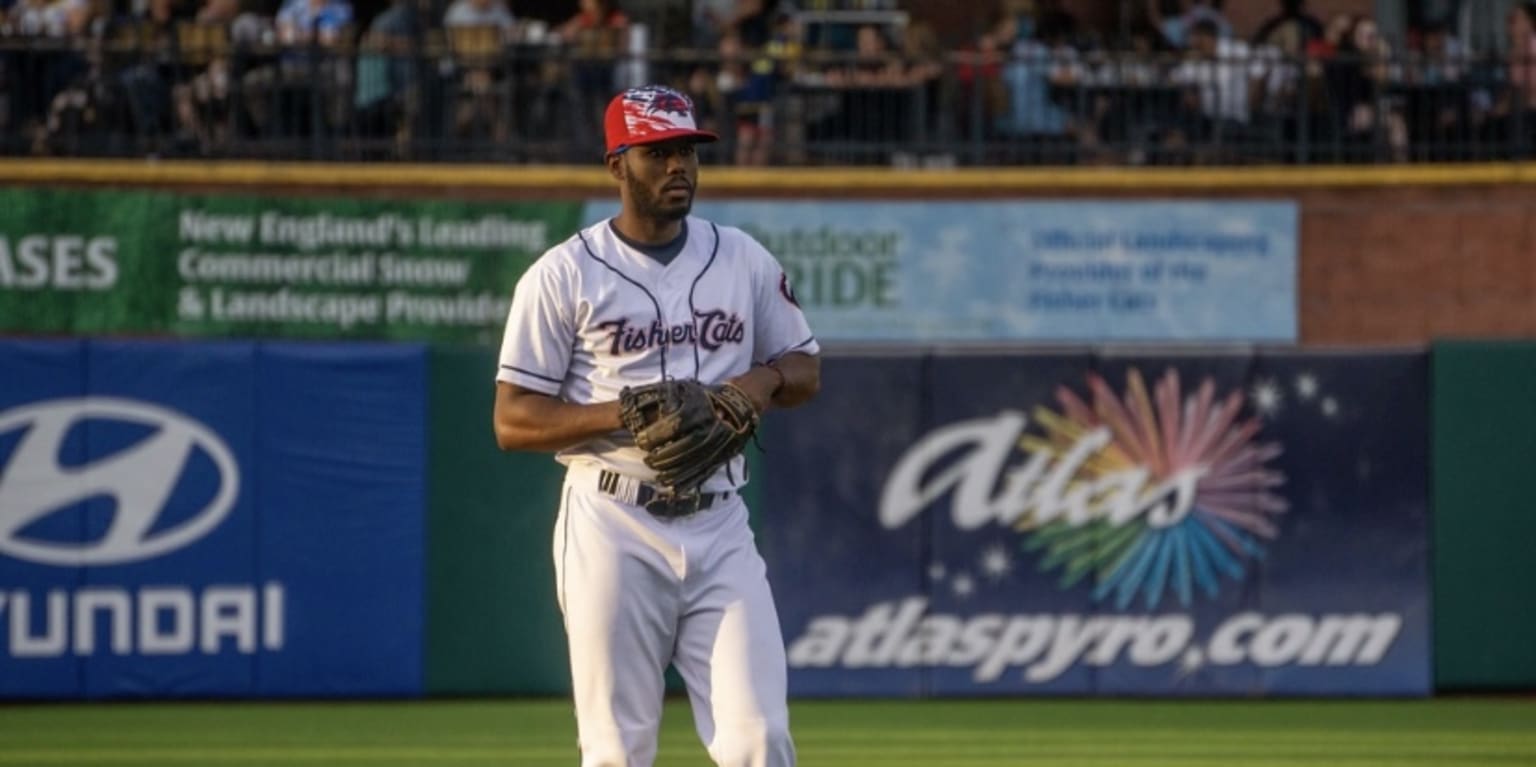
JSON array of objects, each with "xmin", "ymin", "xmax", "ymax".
[{"xmin": 644, "ymin": 490, "xmax": 704, "ymax": 519}]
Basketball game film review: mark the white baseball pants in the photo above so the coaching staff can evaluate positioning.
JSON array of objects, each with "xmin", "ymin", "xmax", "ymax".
[{"xmin": 553, "ymin": 465, "xmax": 796, "ymax": 767}]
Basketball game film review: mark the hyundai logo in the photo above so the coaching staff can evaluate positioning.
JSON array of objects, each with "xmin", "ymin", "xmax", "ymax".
[{"xmin": 0, "ymin": 398, "xmax": 239, "ymax": 566}]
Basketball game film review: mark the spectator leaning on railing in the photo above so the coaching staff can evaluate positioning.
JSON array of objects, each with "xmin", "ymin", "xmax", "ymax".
[
  {"xmin": 1318, "ymin": 16, "xmax": 1408, "ymax": 162},
  {"xmin": 1168, "ymin": 18, "xmax": 1262, "ymax": 158},
  {"xmin": 1147, "ymin": 0, "xmax": 1231, "ymax": 50},
  {"xmin": 955, "ymin": 7, "xmax": 1025, "ymax": 149},
  {"xmin": 1484, "ymin": 2, "xmax": 1536, "ymax": 149},
  {"xmin": 713, "ymin": 31, "xmax": 770, "ymax": 165},
  {"xmin": 995, "ymin": 13, "xmax": 1076, "ymax": 160}
]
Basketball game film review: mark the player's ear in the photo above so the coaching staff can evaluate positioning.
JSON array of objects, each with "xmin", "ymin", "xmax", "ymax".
[{"xmin": 606, "ymin": 152, "xmax": 625, "ymax": 181}]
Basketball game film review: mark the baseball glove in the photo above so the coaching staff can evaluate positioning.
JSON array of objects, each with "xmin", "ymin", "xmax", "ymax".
[{"xmin": 619, "ymin": 379, "xmax": 760, "ymax": 495}]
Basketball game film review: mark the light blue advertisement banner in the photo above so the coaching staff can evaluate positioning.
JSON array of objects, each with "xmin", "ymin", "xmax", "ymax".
[{"xmin": 585, "ymin": 200, "xmax": 1297, "ymax": 343}]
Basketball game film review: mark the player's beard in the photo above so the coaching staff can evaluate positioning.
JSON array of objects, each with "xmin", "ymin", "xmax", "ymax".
[{"xmin": 627, "ymin": 168, "xmax": 693, "ymax": 223}]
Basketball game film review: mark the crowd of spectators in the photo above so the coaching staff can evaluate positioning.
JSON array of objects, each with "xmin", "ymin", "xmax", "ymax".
[
  {"xmin": 2, "ymin": 0, "xmax": 1535, "ymax": 164},
  {"xmin": 953, "ymin": 0, "xmax": 1536, "ymax": 165}
]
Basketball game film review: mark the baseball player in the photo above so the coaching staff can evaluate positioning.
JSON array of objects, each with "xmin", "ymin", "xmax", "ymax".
[{"xmin": 492, "ymin": 84, "xmax": 820, "ymax": 767}]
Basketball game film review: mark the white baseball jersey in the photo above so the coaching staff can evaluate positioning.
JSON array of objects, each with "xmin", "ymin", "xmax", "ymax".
[{"xmin": 496, "ymin": 216, "xmax": 819, "ymax": 490}]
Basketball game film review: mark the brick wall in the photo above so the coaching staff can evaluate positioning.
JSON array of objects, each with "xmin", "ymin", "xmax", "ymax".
[{"xmin": 1299, "ymin": 186, "xmax": 1536, "ymax": 344}]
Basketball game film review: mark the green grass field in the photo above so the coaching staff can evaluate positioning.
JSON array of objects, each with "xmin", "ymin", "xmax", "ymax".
[{"xmin": 1, "ymin": 698, "xmax": 1533, "ymax": 766}]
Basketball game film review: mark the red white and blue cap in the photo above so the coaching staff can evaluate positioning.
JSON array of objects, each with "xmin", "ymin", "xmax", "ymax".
[{"xmin": 604, "ymin": 85, "xmax": 719, "ymax": 155}]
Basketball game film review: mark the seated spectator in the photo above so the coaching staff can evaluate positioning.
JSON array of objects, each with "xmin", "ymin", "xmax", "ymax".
[
  {"xmin": 7, "ymin": 0, "xmax": 94, "ymax": 146},
  {"xmin": 549, "ymin": 0, "xmax": 628, "ymax": 158},
  {"xmin": 354, "ymin": 0, "xmax": 419, "ymax": 154},
  {"xmin": 173, "ymin": 0, "xmax": 268, "ymax": 154},
  {"xmin": 116, "ymin": 0, "xmax": 182, "ymax": 146},
  {"xmin": 243, "ymin": 0, "xmax": 354, "ymax": 137},
  {"xmin": 444, "ymin": 0, "xmax": 517, "ymax": 143},
  {"xmin": 1401, "ymin": 19, "xmax": 1471, "ymax": 158},
  {"xmin": 1410, "ymin": 20, "xmax": 1469, "ymax": 84},
  {"xmin": 556, "ymin": 0, "xmax": 626, "ymax": 45},
  {"xmin": 692, "ymin": 0, "xmax": 737, "ymax": 50},
  {"xmin": 1147, "ymin": 0, "xmax": 1232, "ymax": 50},
  {"xmin": 27, "ymin": 0, "xmax": 105, "ymax": 154},
  {"xmin": 8, "ymin": 0, "xmax": 86, "ymax": 37},
  {"xmin": 823, "ymin": 24, "xmax": 904, "ymax": 87},
  {"xmin": 444, "ymin": 0, "xmax": 514, "ymax": 34},
  {"xmin": 735, "ymin": 0, "xmax": 778, "ymax": 48},
  {"xmin": 276, "ymin": 0, "xmax": 352, "ymax": 49}
]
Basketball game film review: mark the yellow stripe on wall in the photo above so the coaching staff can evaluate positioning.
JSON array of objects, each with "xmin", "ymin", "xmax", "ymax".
[{"xmin": 4, "ymin": 159, "xmax": 1536, "ymax": 191}]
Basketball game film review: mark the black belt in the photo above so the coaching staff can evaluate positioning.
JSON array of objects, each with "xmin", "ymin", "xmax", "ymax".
[{"xmin": 596, "ymin": 470, "xmax": 730, "ymax": 519}]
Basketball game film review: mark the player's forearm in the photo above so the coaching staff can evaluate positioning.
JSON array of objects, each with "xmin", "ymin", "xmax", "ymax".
[
  {"xmin": 769, "ymin": 352, "xmax": 821, "ymax": 408},
  {"xmin": 494, "ymin": 387, "xmax": 623, "ymax": 452},
  {"xmin": 729, "ymin": 353, "xmax": 820, "ymax": 412}
]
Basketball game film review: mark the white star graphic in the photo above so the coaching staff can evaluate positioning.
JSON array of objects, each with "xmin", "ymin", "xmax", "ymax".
[
  {"xmin": 1295, "ymin": 373, "xmax": 1319, "ymax": 400},
  {"xmin": 1176, "ymin": 647, "xmax": 1205, "ymax": 678},
  {"xmin": 980, "ymin": 545, "xmax": 1013, "ymax": 582},
  {"xmin": 1321, "ymin": 396, "xmax": 1339, "ymax": 418},
  {"xmin": 927, "ymin": 562, "xmax": 947, "ymax": 581},
  {"xmin": 951, "ymin": 573, "xmax": 975, "ymax": 598},
  {"xmin": 1251, "ymin": 379, "xmax": 1284, "ymax": 417}
]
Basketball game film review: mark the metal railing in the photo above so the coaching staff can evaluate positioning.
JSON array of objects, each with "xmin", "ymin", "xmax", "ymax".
[{"xmin": 1, "ymin": 29, "xmax": 1531, "ymax": 166}]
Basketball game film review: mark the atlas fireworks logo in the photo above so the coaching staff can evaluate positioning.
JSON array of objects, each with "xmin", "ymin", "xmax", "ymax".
[
  {"xmin": 880, "ymin": 368, "xmax": 1287, "ymax": 609},
  {"xmin": 789, "ymin": 367, "xmax": 1407, "ymax": 686}
]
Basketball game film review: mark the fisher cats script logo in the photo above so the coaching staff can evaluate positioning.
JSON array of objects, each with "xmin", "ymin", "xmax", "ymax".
[{"xmin": 880, "ymin": 368, "xmax": 1287, "ymax": 610}]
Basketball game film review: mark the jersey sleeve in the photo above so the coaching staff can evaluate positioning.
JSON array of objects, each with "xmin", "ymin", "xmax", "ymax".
[
  {"xmin": 496, "ymin": 255, "xmax": 574, "ymax": 395},
  {"xmin": 745, "ymin": 232, "xmax": 820, "ymax": 363}
]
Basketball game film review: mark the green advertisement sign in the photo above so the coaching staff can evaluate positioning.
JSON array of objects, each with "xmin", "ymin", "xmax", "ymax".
[{"xmin": 0, "ymin": 188, "xmax": 582, "ymax": 343}]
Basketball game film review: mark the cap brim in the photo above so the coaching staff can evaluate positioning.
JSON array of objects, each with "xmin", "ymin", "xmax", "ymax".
[{"xmin": 615, "ymin": 128, "xmax": 720, "ymax": 153}]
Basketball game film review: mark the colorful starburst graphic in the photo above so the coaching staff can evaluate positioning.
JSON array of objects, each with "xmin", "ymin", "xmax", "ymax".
[{"xmin": 1017, "ymin": 368, "xmax": 1287, "ymax": 610}]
